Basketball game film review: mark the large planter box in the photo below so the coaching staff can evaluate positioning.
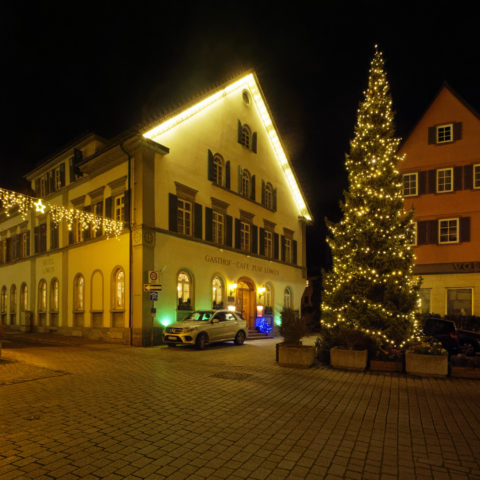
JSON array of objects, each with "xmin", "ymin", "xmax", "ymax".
[
  {"xmin": 450, "ymin": 366, "xmax": 480, "ymax": 379},
  {"xmin": 370, "ymin": 360, "xmax": 403, "ymax": 373},
  {"xmin": 405, "ymin": 351, "xmax": 448, "ymax": 377},
  {"xmin": 278, "ymin": 344, "xmax": 315, "ymax": 368},
  {"xmin": 330, "ymin": 347, "xmax": 367, "ymax": 371}
]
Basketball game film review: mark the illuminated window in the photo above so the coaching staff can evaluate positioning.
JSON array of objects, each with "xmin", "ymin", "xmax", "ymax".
[
  {"xmin": 436, "ymin": 124, "xmax": 453, "ymax": 144},
  {"xmin": 177, "ymin": 198, "xmax": 192, "ymax": 236},
  {"xmin": 38, "ymin": 280, "xmax": 47, "ymax": 312},
  {"xmin": 213, "ymin": 211, "xmax": 224, "ymax": 245},
  {"xmin": 20, "ymin": 283, "xmax": 28, "ymax": 312},
  {"xmin": 403, "ymin": 173, "xmax": 418, "ymax": 196},
  {"xmin": 113, "ymin": 268, "xmax": 125, "ymax": 310},
  {"xmin": 447, "ymin": 288, "xmax": 472, "ymax": 315},
  {"xmin": 213, "ymin": 155, "xmax": 223, "ymax": 186},
  {"xmin": 474, "ymin": 164, "xmax": 480, "ymax": 189},
  {"xmin": 284, "ymin": 287, "xmax": 293, "ymax": 309},
  {"xmin": 114, "ymin": 194, "xmax": 125, "ymax": 222},
  {"xmin": 212, "ymin": 275, "xmax": 224, "ymax": 309},
  {"xmin": 437, "ymin": 168, "xmax": 453, "ymax": 193},
  {"xmin": 50, "ymin": 279, "xmax": 59, "ymax": 312},
  {"xmin": 177, "ymin": 271, "xmax": 192, "ymax": 310},
  {"xmin": 439, "ymin": 218, "xmax": 459, "ymax": 244},
  {"xmin": 240, "ymin": 222, "xmax": 251, "ymax": 252},
  {"xmin": 241, "ymin": 170, "xmax": 251, "ymax": 198},
  {"xmin": 74, "ymin": 274, "xmax": 85, "ymax": 311},
  {"xmin": 264, "ymin": 230, "xmax": 273, "ymax": 258}
]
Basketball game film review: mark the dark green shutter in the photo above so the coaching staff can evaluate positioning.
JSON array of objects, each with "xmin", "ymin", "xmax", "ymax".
[
  {"xmin": 238, "ymin": 166, "xmax": 243, "ymax": 193},
  {"xmin": 453, "ymin": 122, "xmax": 462, "ymax": 141},
  {"xmin": 237, "ymin": 120, "xmax": 242, "ymax": 143},
  {"xmin": 69, "ymin": 229, "xmax": 74, "ymax": 245},
  {"xmin": 250, "ymin": 175, "xmax": 256, "ymax": 201},
  {"xmin": 274, "ymin": 233, "xmax": 279, "ymax": 259},
  {"xmin": 273, "ymin": 188, "xmax": 277, "ymax": 211},
  {"xmin": 194, "ymin": 203, "xmax": 202, "ymax": 239},
  {"xmin": 281, "ymin": 235, "xmax": 286, "ymax": 261},
  {"xmin": 208, "ymin": 150, "xmax": 214, "ymax": 181},
  {"xmin": 15, "ymin": 235, "xmax": 21, "ymax": 259},
  {"xmin": 460, "ymin": 217, "xmax": 471, "ymax": 242},
  {"xmin": 428, "ymin": 127, "xmax": 436, "ymax": 144},
  {"xmin": 259, "ymin": 228, "xmax": 265, "ymax": 255},
  {"xmin": 69, "ymin": 158, "xmax": 75, "ymax": 183},
  {"xmin": 293, "ymin": 240, "xmax": 298, "ymax": 265},
  {"xmin": 168, "ymin": 194, "xmax": 178, "ymax": 232},
  {"xmin": 226, "ymin": 215, "xmax": 233, "ymax": 247},
  {"xmin": 34, "ymin": 226, "xmax": 39, "ymax": 253},
  {"xmin": 418, "ymin": 171, "xmax": 427, "ymax": 195},
  {"xmin": 251, "ymin": 225, "xmax": 258, "ymax": 254},
  {"xmin": 417, "ymin": 221, "xmax": 427, "ymax": 245},
  {"xmin": 235, "ymin": 219, "xmax": 241, "ymax": 249},
  {"xmin": 40, "ymin": 224, "xmax": 47, "ymax": 252},
  {"xmin": 105, "ymin": 197, "xmax": 113, "ymax": 219},
  {"xmin": 225, "ymin": 161, "xmax": 231, "ymax": 189},
  {"xmin": 252, "ymin": 132, "xmax": 257, "ymax": 153},
  {"xmin": 454, "ymin": 166, "xmax": 463, "ymax": 191},
  {"xmin": 123, "ymin": 190, "xmax": 131, "ymax": 224},
  {"xmin": 428, "ymin": 170, "xmax": 436, "ymax": 193},
  {"xmin": 60, "ymin": 163, "xmax": 66, "ymax": 187},
  {"xmin": 427, "ymin": 220, "xmax": 438, "ymax": 244},
  {"xmin": 261, "ymin": 181, "xmax": 266, "ymax": 206},
  {"xmin": 464, "ymin": 164, "xmax": 473, "ymax": 189},
  {"xmin": 26, "ymin": 231, "xmax": 30, "ymax": 256},
  {"xmin": 205, "ymin": 208, "xmax": 213, "ymax": 242}
]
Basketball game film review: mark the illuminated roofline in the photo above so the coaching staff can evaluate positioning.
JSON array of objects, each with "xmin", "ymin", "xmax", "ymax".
[{"xmin": 142, "ymin": 73, "xmax": 312, "ymax": 221}]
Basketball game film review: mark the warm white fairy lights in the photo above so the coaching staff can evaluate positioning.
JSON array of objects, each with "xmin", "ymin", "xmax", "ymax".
[{"xmin": 0, "ymin": 187, "xmax": 124, "ymax": 238}]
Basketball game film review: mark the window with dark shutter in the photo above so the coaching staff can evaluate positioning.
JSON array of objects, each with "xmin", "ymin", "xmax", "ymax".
[
  {"xmin": 464, "ymin": 164, "xmax": 474, "ymax": 189},
  {"xmin": 252, "ymin": 132, "xmax": 257, "ymax": 153},
  {"xmin": 454, "ymin": 166, "xmax": 463, "ymax": 191},
  {"xmin": 208, "ymin": 150, "xmax": 214, "ymax": 181},
  {"xmin": 251, "ymin": 225, "xmax": 258, "ymax": 254},
  {"xmin": 225, "ymin": 161, "xmax": 231, "ymax": 189},
  {"xmin": 417, "ymin": 221, "xmax": 427, "ymax": 245},
  {"xmin": 168, "ymin": 194, "xmax": 178, "ymax": 232},
  {"xmin": 418, "ymin": 171, "xmax": 427, "ymax": 195},
  {"xmin": 293, "ymin": 240, "xmax": 298, "ymax": 265},
  {"xmin": 274, "ymin": 233, "xmax": 279, "ymax": 259},
  {"xmin": 259, "ymin": 228, "xmax": 265, "ymax": 256},
  {"xmin": 250, "ymin": 175, "xmax": 256, "ymax": 201},
  {"xmin": 226, "ymin": 215, "xmax": 233, "ymax": 247},
  {"xmin": 205, "ymin": 207, "xmax": 213, "ymax": 242},
  {"xmin": 194, "ymin": 203, "xmax": 202, "ymax": 239},
  {"xmin": 235, "ymin": 218, "xmax": 241, "ymax": 249}
]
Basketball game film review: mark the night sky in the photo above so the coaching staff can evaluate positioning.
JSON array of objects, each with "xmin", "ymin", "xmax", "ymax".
[{"xmin": 2, "ymin": 2, "xmax": 480, "ymax": 275}]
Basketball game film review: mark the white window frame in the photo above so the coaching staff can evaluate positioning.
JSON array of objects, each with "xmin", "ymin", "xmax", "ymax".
[
  {"xmin": 177, "ymin": 198, "xmax": 192, "ymax": 236},
  {"xmin": 403, "ymin": 173, "xmax": 418, "ymax": 197},
  {"xmin": 436, "ymin": 168, "xmax": 453, "ymax": 193},
  {"xmin": 474, "ymin": 164, "xmax": 480, "ymax": 189},
  {"xmin": 212, "ymin": 211, "xmax": 224, "ymax": 245},
  {"xmin": 446, "ymin": 287, "xmax": 473, "ymax": 316},
  {"xmin": 436, "ymin": 124, "xmax": 453, "ymax": 144},
  {"xmin": 438, "ymin": 218, "xmax": 459, "ymax": 244}
]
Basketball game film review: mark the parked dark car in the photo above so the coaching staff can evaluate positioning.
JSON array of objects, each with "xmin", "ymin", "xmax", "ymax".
[{"xmin": 423, "ymin": 316, "xmax": 480, "ymax": 355}]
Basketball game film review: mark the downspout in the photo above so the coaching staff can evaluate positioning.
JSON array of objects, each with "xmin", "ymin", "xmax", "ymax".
[{"xmin": 120, "ymin": 141, "xmax": 133, "ymax": 346}]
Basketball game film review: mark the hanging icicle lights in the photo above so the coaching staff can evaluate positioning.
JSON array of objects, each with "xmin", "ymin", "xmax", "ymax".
[{"xmin": 0, "ymin": 187, "xmax": 124, "ymax": 238}]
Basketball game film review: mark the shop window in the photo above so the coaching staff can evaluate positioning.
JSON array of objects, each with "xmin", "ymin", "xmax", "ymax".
[
  {"xmin": 284, "ymin": 287, "xmax": 293, "ymax": 309},
  {"xmin": 418, "ymin": 288, "xmax": 430, "ymax": 314},
  {"xmin": 212, "ymin": 275, "xmax": 224, "ymax": 309},
  {"xmin": 177, "ymin": 271, "xmax": 193, "ymax": 310},
  {"xmin": 403, "ymin": 173, "xmax": 418, "ymax": 196},
  {"xmin": 265, "ymin": 284, "xmax": 273, "ymax": 310},
  {"xmin": 447, "ymin": 288, "xmax": 472, "ymax": 316},
  {"xmin": 38, "ymin": 279, "xmax": 47, "ymax": 327}
]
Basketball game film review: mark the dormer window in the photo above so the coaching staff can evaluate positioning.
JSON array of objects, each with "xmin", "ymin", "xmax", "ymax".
[
  {"xmin": 436, "ymin": 124, "xmax": 453, "ymax": 143},
  {"xmin": 428, "ymin": 122, "xmax": 462, "ymax": 145}
]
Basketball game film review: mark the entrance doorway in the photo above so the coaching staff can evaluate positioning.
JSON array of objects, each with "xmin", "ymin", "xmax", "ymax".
[{"xmin": 235, "ymin": 277, "xmax": 255, "ymax": 329}]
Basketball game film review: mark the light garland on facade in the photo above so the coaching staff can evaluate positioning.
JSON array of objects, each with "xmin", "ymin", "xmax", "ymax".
[{"xmin": 0, "ymin": 187, "xmax": 124, "ymax": 238}]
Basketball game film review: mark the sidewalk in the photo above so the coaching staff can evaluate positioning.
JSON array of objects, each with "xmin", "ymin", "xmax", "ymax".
[{"xmin": 1, "ymin": 332, "xmax": 480, "ymax": 480}]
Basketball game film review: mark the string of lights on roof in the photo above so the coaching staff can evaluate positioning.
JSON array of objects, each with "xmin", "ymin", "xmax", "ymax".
[{"xmin": 0, "ymin": 187, "xmax": 124, "ymax": 238}]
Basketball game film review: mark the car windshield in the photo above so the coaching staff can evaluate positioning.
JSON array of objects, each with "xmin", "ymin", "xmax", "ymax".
[{"xmin": 184, "ymin": 311, "xmax": 214, "ymax": 322}]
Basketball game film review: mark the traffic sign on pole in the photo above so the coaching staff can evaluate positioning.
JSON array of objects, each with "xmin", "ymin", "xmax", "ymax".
[
  {"xmin": 148, "ymin": 271, "xmax": 160, "ymax": 283},
  {"xmin": 144, "ymin": 284, "xmax": 163, "ymax": 293}
]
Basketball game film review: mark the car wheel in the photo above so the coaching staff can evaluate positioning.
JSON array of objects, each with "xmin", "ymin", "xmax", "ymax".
[
  {"xmin": 234, "ymin": 331, "xmax": 246, "ymax": 345},
  {"xmin": 196, "ymin": 333, "xmax": 208, "ymax": 350}
]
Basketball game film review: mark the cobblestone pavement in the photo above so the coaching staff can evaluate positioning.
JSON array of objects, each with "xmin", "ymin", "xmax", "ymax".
[{"xmin": 1, "ymin": 333, "xmax": 480, "ymax": 480}]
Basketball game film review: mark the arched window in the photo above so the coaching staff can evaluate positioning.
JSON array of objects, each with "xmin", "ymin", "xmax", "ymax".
[
  {"xmin": 74, "ymin": 274, "xmax": 85, "ymax": 311},
  {"xmin": 284, "ymin": 287, "xmax": 293, "ymax": 309},
  {"xmin": 212, "ymin": 275, "xmax": 224, "ymax": 309},
  {"xmin": 38, "ymin": 280, "xmax": 47, "ymax": 312},
  {"xmin": 264, "ymin": 182, "xmax": 274, "ymax": 210},
  {"xmin": 213, "ymin": 155, "xmax": 224, "ymax": 186},
  {"xmin": 20, "ymin": 283, "xmax": 28, "ymax": 312},
  {"xmin": 113, "ymin": 268, "xmax": 125, "ymax": 310},
  {"xmin": 1, "ymin": 286, "xmax": 7, "ymax": 313},
  {"xmin": 50, "ymin": 278, "xmax": 59, "ymax": 312},
  {"xmin": 177, "ymin": 271, "xmax": 192, "ymax": 310},
  {"xmin": 242, "ymin": 169, "xmax": 251, "ymax": 198},
  {"xmin": 241, "ymin": 125, "xmax": 251, "ymax": 149},
  {"xmin": 10, "ymin": 284, "xmax": 17, "ymax": 323}
]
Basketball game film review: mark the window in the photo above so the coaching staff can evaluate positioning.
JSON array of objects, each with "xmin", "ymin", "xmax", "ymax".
[
  {"xmin": 38, "ymin": 280, "xmax": 47, "ymax": 312},
  {"xmin": 241, "ymin": 125, "xmax": 251, "ymax": 149},
  {"xmin": 34, "ymin": 223, "xmax": 47, "ymax": 253},
  {"xmin": 213, "ymin": 155, "xmax": 223, "ymax": 186},
  {"xmin": 10, "ymin": 284, "xmax": 17, "ymax": 316},
  {"xmin": 74, "ymin": 274, "xmax": 85, "ymax": 311},
  {"xmin": 474, "ymin": 164, "xmax": 480, "ymax": 189},
  {"xmin": 264, "ymin": 230, "xmax": 273, "ymax": 258},
  {"xmin": 284, "ymin": 238, "xmax": 292, "ymax": 264},
  {"xmin": 212, "ymin": 275, "xmax": 224, "ymax": 309},
  {"xmin": 240, "ymin": 221, "xmax": 251, "ymax": 252},
  {"xmin": 20, "ymin": 283, "xmax": 28, "ymax": 312},
  {"xmin": 264, "ymin": 182, "xmax": 274, "ymax": 209},
  {"xmin": 177, "ymin": 271, "xmax": 192, "ymax": 310},
  {"xmin": 50, "ymin": 222, "xmax": 59, "ymax": 250},
  {"xmin": 265, "ymin": 283, "xmax": 273, "ymax": 309},
  {"xmin": 418, "ymin": 288, "xmax": 430, "ymax": 314},
  {"xmin": 113, "ymin": 268, "xmax": 125, "ymax": 310},
  {"xmin": 177, "ymin": 198, "xmax": 192, "ymax": 236},
  {"xmin": 284, "ymin": 287, "xmax": 293, "ymax": 309},
  {"xmin": 437, "ymin": 168, "xmax": 453, "ymax": 193},
  {"xmin": 1, "ymin": 286, "xmax": 6, "ymax": 313},
  {"xmin": 21, "ymin": 232, "xmax": 30, "ymax": 258},
  {"xmin": 241, "ymin": 169, "xmax": 251, "ymax": 198},
  {"xmin": 439, "ymin": 218, "xmax": 459, "ymax": 244},
  {"xmin": 403, "ymin": 173, "xmax": 418, "ymax": 196},
  {"xmin": 213, "ymin": 211, "xmax": 224, "ymax": 245},
  {"xmin": 50, "ymin": 279, "xmax": 59, "ymax": 312},
  {"xmin": 447, "ymin": 288, "xmax": 472, "ymax": 315},
  {"xmin": 114, "ymin": 194, "xmax": 125, "ymax": 222},
  {"xmin": 436, "ymin": 124, "xmax": 453, "ymax": 144}
]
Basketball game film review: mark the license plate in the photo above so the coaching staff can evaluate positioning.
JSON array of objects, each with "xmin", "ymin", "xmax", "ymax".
[{"xmin": 167, "ymin": 336, "xmax": 177, "ymax": 341}]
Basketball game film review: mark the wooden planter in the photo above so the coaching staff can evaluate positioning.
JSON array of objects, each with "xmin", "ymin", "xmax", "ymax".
[
  {"xmin": 369, "ymin": 360, "xmax": 403, "ymax": 373},
  {"xmin": 330, "ymin": 347, "xmax": 367, "ymax": 371},
  {"xmin": 278, "ymin": 344, "xmax": 316, "ymax": 368},
  {"xmin": 450, "ymin": 366, "xmax": 480, "ymax": 379},
  {"xmin": 405, "ymin": 351, "xmax": 448, "ymax": 377}
]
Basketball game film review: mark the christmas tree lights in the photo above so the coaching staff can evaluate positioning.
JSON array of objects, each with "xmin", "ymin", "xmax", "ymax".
[
  {"xmin": 0, "ymin": 187, "xmax": 124, "ymax": 238},
  {"xmin": 321, "ymin": 47, "xmax": 420, "ymax": 347}
]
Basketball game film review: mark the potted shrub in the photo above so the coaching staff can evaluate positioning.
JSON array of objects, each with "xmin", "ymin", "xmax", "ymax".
[
  {"xmin": 450, "ymin": 354, "xmax": 480, "ymax": 379},
  {"xmin": 277, "ymin": 308, "xmax": 315, "ymax": 368},
  {"xmin": 405, "ymin": 337, "xmax": 448, "ymax": 377},
  {"xmin": 370, "ymin": 345, "xmax": 403, "ymax": 373}
]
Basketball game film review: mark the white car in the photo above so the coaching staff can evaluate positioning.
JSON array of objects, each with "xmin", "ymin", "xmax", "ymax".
[{"xmin": 164, "ymin": 310, "xmax": 248, "ymax": 349}]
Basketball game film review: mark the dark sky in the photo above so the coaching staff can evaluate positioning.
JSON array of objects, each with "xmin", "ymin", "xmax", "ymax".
[{"xmin": 2, "ymin": 2, "xmax": 480, "ymax": 275}]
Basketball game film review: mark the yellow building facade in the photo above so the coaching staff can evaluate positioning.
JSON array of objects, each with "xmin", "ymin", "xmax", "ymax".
[{"xmin": 0, "ymin": 72, "xmax": 312, "ymax": 346}]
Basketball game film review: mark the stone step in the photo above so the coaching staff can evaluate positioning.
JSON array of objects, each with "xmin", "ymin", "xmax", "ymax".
[{"xmin": 247, "ymin": 329, "xmax": 274, "ymax": 340}]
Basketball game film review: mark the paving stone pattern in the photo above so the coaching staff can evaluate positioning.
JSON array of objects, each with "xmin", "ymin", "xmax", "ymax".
[{"xmin": 1, "ymin": 334, "xmax": 480, "ymax": 480}]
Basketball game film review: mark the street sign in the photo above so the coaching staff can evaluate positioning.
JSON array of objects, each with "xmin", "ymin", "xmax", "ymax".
[
  {"xmin": 148, "ymin": 270, "xmax": 160, "ymax": 283},
  {"xmin": 144, "ymin": 284, "xmax": 163, "ymax": 292},
  {"xmin": 149, "ymin": 292, "xmax": 158, "ymax": 301}
]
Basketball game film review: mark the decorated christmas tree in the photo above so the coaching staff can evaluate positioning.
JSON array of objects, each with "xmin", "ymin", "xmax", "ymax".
[{"xmin": 321, "ymin": 47, "xmax": 419, "ymax": 347}]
